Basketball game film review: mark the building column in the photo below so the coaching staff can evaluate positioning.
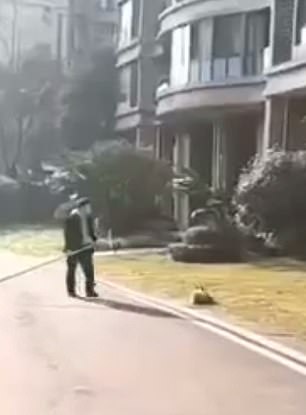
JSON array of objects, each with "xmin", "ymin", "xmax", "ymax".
[
  {"xmin": 256, "ymin": 116, "xmax": 265, "ymax": 158},
  {"xmin": 173, "ymin": 132, "xmax": 190, "ymax": 230},
  {"xmin": 136, "ymin": 125, "xmax": 155, "ymax": 155},
  {"xmin": 155, "ymin": 124, "xmax": 162, "ymax": 159},
  {"xmin": 262, "ymin": 97, "xmax": 289, "ymax": 157},
  {"xmin": 156, "ymin": 125, "xmax": 173, "ymax": 217},
  {"xmin": 211, "ymin": 121, "xmax": 227, "ymax": 191}
]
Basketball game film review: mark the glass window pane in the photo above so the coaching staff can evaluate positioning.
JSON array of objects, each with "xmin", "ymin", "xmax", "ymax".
[
  {"xmin": 132, "ymin": 0, "xmax": 140, "ymax": 38},
  {"xmin": 119, "ymin": 0, "xmax": 132, "ymax": 47},
  {"xmin": 214, "ymin": 14, "xmax": 242, "ymax": 57},
  {"xmin": 200, "ymin": 60, "xmax": 211, "ymax": 82},
  {"xmin": 119, "ymin": 66, "xmax": 130, "ymax": 103},
  {"xmin": 297, "ymin": 0, "xmax": 306, "ymax": 43},
  {"xmin": 213, "ymin": 58, "xmax": 226, "ymax": 80},
  {"xmin": 130, "ymin": 62, "xmax": 138, "ymax": 107},
  {"xmin": 246, "ymin": 10, "xmax": 269, "ymax": 52},
  {"xmin": 228, "ymin": 56, "xmax": 241, "ymax": 77}
]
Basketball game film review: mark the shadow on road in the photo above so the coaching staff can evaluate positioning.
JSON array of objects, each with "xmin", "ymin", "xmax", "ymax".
[{"xmin": 79, "ymin": 296, "xmax": 179, "ymax": 319}]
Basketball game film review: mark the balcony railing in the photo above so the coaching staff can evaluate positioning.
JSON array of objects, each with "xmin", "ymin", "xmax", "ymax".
[
  {"xmin": 160, "ymin": 0, "xmax": 188, "ymax": 14},
  {"xmin": 156, "ymin": 51, "xmax": 265, "ymax": 95},
  {"xmin": 202, "ymin": 52, "xmax": 264, "ymax": 83}
]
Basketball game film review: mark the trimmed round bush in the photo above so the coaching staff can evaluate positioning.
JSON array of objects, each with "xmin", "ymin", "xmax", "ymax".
[
  {"xmin": 169, "ymin": 243, "xmax": 240, "ymax": 263},
  {"xmin": 184, "ymin": 226, "xmax": 223, "ymax": 246}
]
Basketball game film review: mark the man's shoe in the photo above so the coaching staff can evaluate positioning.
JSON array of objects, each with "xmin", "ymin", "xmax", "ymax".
[
  {"xmin": 68, "ymin": 291, "xmax": 77, "ymax": 298},
  {"xmin": 86, "ymin": 290, "xmax": 99, "ymax": 298}
]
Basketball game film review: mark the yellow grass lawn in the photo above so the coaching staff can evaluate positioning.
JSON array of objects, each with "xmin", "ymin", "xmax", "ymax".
[
  {"xmin": 97, "ymin": 254, "xmax": 306, "ymax": 341},
  {"xmin": 0, "ymin": 226, "xmax": 61, "ymax": 257}
]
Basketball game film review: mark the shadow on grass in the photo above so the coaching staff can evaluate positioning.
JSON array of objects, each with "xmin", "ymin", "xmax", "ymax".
[
  {"xmin": 249, "ymin": 257, "xmax": 306, "ymax": 273},
  {"xmin": 79, "ymin": 296, "xmax": 179, "ymax": 319}
]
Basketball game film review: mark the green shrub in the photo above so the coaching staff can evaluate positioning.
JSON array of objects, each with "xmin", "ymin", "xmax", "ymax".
[
  {"xmin": 234, "ymin": 149, "xmax": 306, "ymax": 256},
  {"xmin": 0, "ymin": 176, "xmax": 63, "ymax": 224},
  {"xmin": 0, "ymin": 176, "xmax": 22, "ymax": 223},
  {"xmin": 53, "ymin": 141, "xmax": 173, "ymax": 234}
]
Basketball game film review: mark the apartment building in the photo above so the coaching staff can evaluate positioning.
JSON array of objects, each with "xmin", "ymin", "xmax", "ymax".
[
  {"xmin": 156, "ymin": 0, "xmax": 271, "ymax": 227},
  {"xmin": 116, "ymin": 0, "xmax": 163, "ymax": 151},
  {"xmin": 68, "ymin": 0, "xmax": 118, "ymax": 72},
  {"xmin": 264, "ymin": 0, "xmax": 306, "ymax": 151},
  {"xmin": 115, "ymin": 0, "xmax": 306, "ymax": 228}
]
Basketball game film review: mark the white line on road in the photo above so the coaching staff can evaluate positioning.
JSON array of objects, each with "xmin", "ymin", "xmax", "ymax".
[{"xmin": 193, "ymin": 321, "xmax": 306, "ymax": 377}]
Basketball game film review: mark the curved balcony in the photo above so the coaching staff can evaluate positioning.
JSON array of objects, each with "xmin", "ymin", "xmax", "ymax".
[
  {"xmin": 115, "ymin": 104, "xmax": 142, "ymax": 132},
  {"xmin": 156, "ymin": 77, "xmax": 265, "ymax": 118},
  {"xmin": 116, "ymin": 38, "xmax": 141, "ymax": 68},
  {"xmin": 158, "ymin": 0, "xmax": 270, "ymax": 37},
  {"xmin": 265, "ymin": 45, "xmax": 306, "ymax": 96},
  {"xmin": 115, "ymin": 104, "xmax": 155, "ymax": 132}
]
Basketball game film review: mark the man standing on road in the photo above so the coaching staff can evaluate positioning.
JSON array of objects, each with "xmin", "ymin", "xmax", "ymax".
[{"xmin": 63, "ymin": 197, "xmax": 99, "ymax": 298}]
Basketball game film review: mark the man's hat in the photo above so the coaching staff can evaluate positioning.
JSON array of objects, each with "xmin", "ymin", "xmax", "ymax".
[{"xmin": 77, "ymin": 197, "xmax": 90, "ymax": 207}]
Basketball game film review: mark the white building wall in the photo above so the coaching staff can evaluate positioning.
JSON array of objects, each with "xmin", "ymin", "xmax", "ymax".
[{"xmin": 170, "ymin": 25, "xmax": 191, "ymax": 87}]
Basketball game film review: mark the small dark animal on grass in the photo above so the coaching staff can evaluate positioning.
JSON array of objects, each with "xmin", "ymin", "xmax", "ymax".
[{"xmin": 191, "ymin": 285, "xmax": 215, "ymax": 306}]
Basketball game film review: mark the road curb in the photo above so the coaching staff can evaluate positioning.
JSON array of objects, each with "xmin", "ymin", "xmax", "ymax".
[{"xmin": 100, "ymin": 279, "xmax": 306, "ymax": 371}]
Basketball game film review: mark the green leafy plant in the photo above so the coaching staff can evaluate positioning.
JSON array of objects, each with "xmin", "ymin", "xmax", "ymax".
[
  {"xmin": 51, "ymin": 141, "xmax": 173, "ymax": 235},
  {"xmin": 234, "ymin": 149, "xmax": 306, "ymax": 256}
]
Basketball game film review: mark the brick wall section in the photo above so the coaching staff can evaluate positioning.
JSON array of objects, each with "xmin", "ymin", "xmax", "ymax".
[{"xmin": 273, "ymin": 0, "xmax": 295, "ymax": 65}]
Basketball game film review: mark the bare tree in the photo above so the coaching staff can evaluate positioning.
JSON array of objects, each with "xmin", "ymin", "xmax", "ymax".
[{"xmin": 0, "ymin": 44, "xmax": 61, "ymax": 178}]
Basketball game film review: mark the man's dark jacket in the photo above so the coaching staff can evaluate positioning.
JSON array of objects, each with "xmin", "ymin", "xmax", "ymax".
[{"xmin": 64, "ymin": 211, "xmax": 97, "ymax": 252}]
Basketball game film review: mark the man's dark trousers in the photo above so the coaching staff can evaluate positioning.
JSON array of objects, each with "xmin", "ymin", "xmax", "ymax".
[{"xmin": 66, "ymin": 249, "xmax": 95, "ymax": 295}]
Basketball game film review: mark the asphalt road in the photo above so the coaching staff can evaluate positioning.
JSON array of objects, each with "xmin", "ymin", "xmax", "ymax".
[{"xmin": 0, "ymin": 257, "xmax": 306, "ymax": 415}]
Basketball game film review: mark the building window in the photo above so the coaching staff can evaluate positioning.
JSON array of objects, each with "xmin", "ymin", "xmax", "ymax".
[
  {"xmin": 296, "ymin": 0, "xmax": 306, "ymax": 44},
  {"xmin": 118, "ymin": 63, "xmax": 138, "ymax": 107},
  {"xmin": 213, "ymin": 14, "xmax": 242, "ymax": 80},
  {"xmin": 189, "ymin": 23, "xmax": 200, "ymax": 82},
  {"xmin": 166, "ymin": 11, "xmax": 269, "ymax": 90},
  {"xmin": 245, "ymin": 9, "xmax": 269, "ymax": 75},
  {"xmin": 119, "ymin": 0, "xmax": 132, "ymax": 47},
  {"xmin": 119, "ymin": 0, "xmax": 141, "ymax": 47},
  {"xmin": 119, "ymin": 66, "xmax": 130, "ymax": 103},
  {"xmin": 132, "ymin": 0, "xmax": 141, "ymax": 38},
  {"xmin": 198, "ymin": 18, "xmax": 213, "ymax": 82},
  {"xmin": 130, "ymin": 61, "xmax": 138, "ymax": 107}
]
